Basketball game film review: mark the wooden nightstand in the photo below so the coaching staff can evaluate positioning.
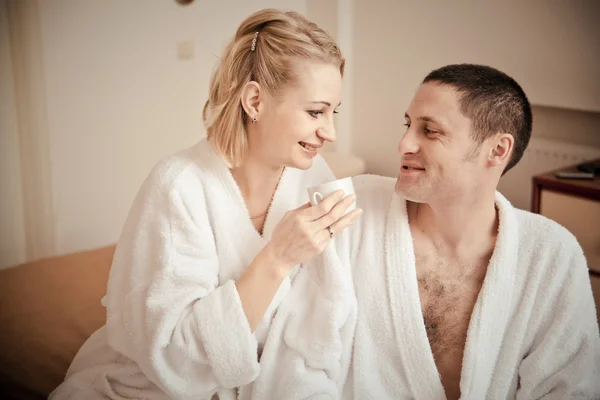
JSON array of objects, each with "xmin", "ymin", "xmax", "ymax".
[
  {"xmin": 531, "ymin": 159, "xmax": 600, "ymax": 324},
  {"xmin": 532, "ymin": 158, "xmax": 600, "ymax": 213}
]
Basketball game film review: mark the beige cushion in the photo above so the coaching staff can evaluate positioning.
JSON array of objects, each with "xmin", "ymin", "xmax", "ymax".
[{"xmin": 0, "ymin": 245, "xmax": 115, "ymax": 399}]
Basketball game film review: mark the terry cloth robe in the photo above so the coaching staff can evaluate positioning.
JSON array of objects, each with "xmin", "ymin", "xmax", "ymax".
[
  {"xmin": 239, "ymin": 221, "xmax": 357, "ymax": 400},
  {"xmin": 345, "ymin": 174, "xmax": 600, "ymax": 400},
  {"xmin": 50, "ymin": 138, "xmax": 336, "ymax": 400}
]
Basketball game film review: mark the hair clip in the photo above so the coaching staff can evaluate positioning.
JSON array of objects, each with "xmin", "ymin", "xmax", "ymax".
[{"xmin": 251, "ymin": 32, "xmax": 259, "ymax": 52}]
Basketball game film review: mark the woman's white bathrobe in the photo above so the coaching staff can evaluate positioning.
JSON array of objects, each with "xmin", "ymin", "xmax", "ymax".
[
  {"xmin": 346, "ymin": 174, "xmax": 600, "ymax": 399},
  {"xmin": 50, "ymin": 139, "xmax": 350, "ymax": 400},
  {"xmin": 241, "ymin": 223, "xmax": 356, "ymax": 400}
]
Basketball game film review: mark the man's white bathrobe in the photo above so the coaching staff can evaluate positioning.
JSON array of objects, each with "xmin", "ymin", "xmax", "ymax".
[
  {"xmin": 346, "ymin": 174, "xmax": 600, "ymax": 400},
  {"xmin": 50, "ymin": 139, "xmax": 348, "ymax": 400}
]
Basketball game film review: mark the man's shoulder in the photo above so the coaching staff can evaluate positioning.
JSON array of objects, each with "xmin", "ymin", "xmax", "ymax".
[
  {"xmin": 513, "ymin": 208, "xmax": 587, "ymax": 285},
  {"xmin": 515, "ymin": 208, "xmax": 582, "ymax": 253}
]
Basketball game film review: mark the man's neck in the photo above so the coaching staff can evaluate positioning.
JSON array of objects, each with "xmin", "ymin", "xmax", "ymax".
[{"xmin": 409, "ymin": 193, "xmax": 498, "ymax": 258}]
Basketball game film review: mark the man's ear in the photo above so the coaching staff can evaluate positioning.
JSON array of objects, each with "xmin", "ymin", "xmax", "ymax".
[
  {"xmin": 241, "ymin": 81, "xmax": 261, "ymax": 122},
  {"xmin": 487, "ymin": 133, "xmax": 514, "ymax": 169}
]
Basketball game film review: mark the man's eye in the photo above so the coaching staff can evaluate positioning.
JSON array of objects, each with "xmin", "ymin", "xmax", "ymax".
[{"xmin": 403, "ymin": 123, "xmax": 410, "ymax": 129}]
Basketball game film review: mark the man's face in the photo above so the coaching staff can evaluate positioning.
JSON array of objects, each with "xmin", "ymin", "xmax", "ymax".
[{"xmin": 395, "ymin": 82, "xmax": 488, "ymax": 204}]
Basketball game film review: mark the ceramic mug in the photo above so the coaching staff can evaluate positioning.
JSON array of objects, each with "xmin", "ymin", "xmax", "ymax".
[{"xmin": 307, "ymin": 177, "xmax": 356, "ymax": 215}]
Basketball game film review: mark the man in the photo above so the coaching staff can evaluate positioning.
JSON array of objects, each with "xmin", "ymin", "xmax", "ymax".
[{"xmin": 347, "ymin": 64, "xmax": 600, "ymax": 399}]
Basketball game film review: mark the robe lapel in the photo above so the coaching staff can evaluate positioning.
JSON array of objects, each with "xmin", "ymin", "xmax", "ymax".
[
  {"xmin": 386, "ymin": 195, "xmax": 447, "ymax": 400},
  {"xmin": 199, "ymin": 141, "xmax": 265, "ymax": 271},
  {"xmin": 460, "ymin": 192, "xmax": 520, "ymax": 399}
]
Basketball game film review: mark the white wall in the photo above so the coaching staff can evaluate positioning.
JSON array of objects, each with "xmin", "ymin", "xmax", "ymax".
[
  {"xmin": 350, "ymin": 0, "xmax": 600, "ymax": 177},
  {"xmin": 306, "ymin": 0, "xmax": 356, "ymax": 155},
  {"xmin": 6, "ymin": 0, "xmax": 306, "ymax": 261},
  {"xmin": 4, "ymin": 0, "xmax": 600, "ymax": 264}
]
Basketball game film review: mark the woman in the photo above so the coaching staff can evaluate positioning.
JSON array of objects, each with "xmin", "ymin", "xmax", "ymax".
[{"xmin": 50, "ymin": 8, "xmax": 361, "ymax": 400}]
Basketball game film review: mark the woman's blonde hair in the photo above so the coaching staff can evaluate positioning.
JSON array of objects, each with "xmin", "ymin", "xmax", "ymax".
[{"xmin": 202, "ymin": 9, "xmax": 345, "ymax": 167}]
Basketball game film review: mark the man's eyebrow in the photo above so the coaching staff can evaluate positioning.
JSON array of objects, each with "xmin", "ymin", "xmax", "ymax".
[
  {"xmin": 309, "ymin": 101, "xmax": 342, "ymax": 107},
  {"xmin": 405, "ymin": 112, "xmax": 443, "ymax": 125},
  {"xmin": 419, "ymin": 116, "xmax": 442, "ymax": 124}
]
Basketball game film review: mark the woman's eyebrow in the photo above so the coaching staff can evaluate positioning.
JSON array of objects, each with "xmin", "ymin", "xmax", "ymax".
[{"xmin": 309, "ymin": 101, "xmax": 342, "ymax": 107}]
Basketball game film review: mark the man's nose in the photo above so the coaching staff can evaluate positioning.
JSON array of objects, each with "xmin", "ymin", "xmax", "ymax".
[{"xmin": 398, "ymin": 128, "xmax": 419, "ymax": 155}]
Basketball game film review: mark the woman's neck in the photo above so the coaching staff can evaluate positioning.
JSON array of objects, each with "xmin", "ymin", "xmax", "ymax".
[{"xmin": 231, "ymin": 156, "xmax": 284, "ymax": 219}]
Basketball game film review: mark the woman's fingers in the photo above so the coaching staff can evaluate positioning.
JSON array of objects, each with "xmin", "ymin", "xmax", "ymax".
[
  {"xmin": 314, "ymin": 193, "xmax": 356, "ymax": 229},
  {"xmin": 327, "ymin": 208, "xmax": 363, "ymax": 237},
  {"xmin": 269, "ymin": 191, "xmax": 359, "ymax": 268},
  {"xmin": 302, "ymin": 191, "xmax": 346, "ymax": 220},
  {"xmin": 296, "ymin": 202, "xmax": 312, "ymax": 211}
]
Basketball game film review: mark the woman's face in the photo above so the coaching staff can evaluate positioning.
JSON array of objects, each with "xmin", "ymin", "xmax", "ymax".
[{"xmin": 246, "ymin": 60, "xmax": 342, "ymax": 170}]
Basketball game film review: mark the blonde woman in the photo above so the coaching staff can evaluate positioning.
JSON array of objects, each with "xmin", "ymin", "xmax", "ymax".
[{"xmin": 51, "ymin": 9, "xmax": 361, "ymax": 400}]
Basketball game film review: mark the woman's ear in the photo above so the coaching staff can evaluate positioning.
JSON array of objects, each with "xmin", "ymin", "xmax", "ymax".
[
  {"xmin": 487, "ymin": 133, "xmax": 514, "ymax": 169},
  {"xmin": 241, "ymin": 81, "xmax": 261, "ymax": 122}
]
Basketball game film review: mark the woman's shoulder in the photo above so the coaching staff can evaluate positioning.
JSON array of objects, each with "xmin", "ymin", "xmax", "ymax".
[
  {"xmin": 149, "ymin": 139, "xmax": 207, "ymax": 181},
  {"xmin": 135, "ymin": 139, "xmax": 216, "ymax": 203}
]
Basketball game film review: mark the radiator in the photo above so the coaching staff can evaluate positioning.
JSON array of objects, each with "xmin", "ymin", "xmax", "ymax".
[{"xmin": 498, "ymin": 137, "xmax": 600, "ymax": 210}]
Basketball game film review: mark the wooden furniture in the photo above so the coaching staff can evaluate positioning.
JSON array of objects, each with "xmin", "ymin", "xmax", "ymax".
[{"xmin": 532, "ymin": 158, "xmax": 600, "ymax": 214}]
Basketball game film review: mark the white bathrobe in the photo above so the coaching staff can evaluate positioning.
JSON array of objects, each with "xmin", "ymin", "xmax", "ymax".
[
  {"xmin": 346, "ymin": 174, "xmax": 600, "ymax": 400},
  {"xmin": 50, "ymin": 139, "xmax": 339, "ymax": 400},
  {"xmin": 239, "ymin": 224, "xmax": 357, "ymax": 400}
]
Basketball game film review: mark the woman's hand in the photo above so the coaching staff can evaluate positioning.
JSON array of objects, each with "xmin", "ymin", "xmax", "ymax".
[
  {"xmin": 264, "ymin": 190, "xmax": 362, "ymax": 274},
  {"xmin": 237, "ymin": 190, "xmax": 361, "ymax": 331}
]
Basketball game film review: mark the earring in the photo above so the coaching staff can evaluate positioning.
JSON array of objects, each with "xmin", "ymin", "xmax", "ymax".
[{"xmin": 252, "ymin": 116, "xmax": 257, "ymax": 123}]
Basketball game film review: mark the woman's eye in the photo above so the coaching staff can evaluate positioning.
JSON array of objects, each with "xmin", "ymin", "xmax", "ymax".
[
  {"xmin": 333, "ymin": 109, "xmax": 339, "ymax": 114},
  {"xmin": 403, "ymin": 123, "xmax": 410, "ymax": 129},
  {"xmin": 308, "ymin": 110, "xmax": 323, "ymax": 118}
]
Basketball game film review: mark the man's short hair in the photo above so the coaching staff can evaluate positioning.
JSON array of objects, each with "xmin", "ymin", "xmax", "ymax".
[{"xmin": 423, "ymin": 64, "xmax": 532, "ymax": 174}]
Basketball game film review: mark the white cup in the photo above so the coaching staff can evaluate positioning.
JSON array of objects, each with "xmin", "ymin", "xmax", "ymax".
[{"xmin": 307, "ymin": 177, "xmax": 356, "ymax": 215}]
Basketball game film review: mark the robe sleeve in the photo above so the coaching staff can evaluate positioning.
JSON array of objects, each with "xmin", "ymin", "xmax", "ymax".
[
  {"xmin": 104, "ymin": 168, "xmax": 260, "ymax": 399},
  {"xmin": 517, "ymin": 241, "xmax": 600, "ymax": 400}
]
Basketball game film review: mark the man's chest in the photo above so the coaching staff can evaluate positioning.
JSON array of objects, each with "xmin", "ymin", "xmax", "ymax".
[
  {"xmin": 414, "ymin": 252, "xmax": 488, "ymax": 399},
  {"xmin": 414, "ymin": 251, "xmax": 488, "ymax": 361},
  {"xmin": 416, "ymin": 250, "xmax": 486, "ymax": 329}
]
